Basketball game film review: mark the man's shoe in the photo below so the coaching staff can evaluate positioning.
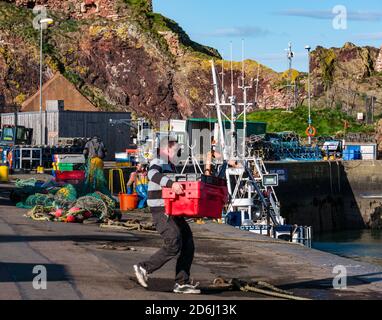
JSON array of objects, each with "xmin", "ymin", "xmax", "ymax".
[
  {"xmin": 173, "ymin": 282, "xmax": 201, "ymax": 294},
  {"xmin": 134, "ymin": 265, "xmax": 149, "ymax": 288}
]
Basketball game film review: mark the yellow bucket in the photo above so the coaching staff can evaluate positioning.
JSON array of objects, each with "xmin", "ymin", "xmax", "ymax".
[
  {"xmin": 37, "ymin": 166, "xmax": 45, "ymax": 174},
  {"xmin": 0, "ymin": 165, "xmax": 9, "ymax": 182}
]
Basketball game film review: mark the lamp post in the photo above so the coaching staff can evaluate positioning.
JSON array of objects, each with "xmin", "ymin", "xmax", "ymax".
[
  {"xmin": 305, "ymin": 45, "xmax": 312, "ymax": 145},
  {"xmin": 39, "ymin": 18, "xmax": 54, "ymax": 145}
]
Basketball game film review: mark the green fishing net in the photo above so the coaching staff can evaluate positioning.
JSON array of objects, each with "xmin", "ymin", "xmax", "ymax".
[
  {"xmin": 14, "ymin": 178, "xmax": 47, "ymax": 197},
  {"xmin": 16, "ymin": 184, "xmax": 77, "ymax": 209},
  {"xmin": 15, "ymin": 163, "xmax": 117, "ymax": 222},
  {"xmin": 55, "ymin": 184, "xmax": 77, "ymax": 202},
  {"xmin": 15, "ymin": 178, "xmax": 38, "ymax": 188},
  {"xmin": 16, "ymin": 193, "xmax": 55, "ymax": 209},
  {"xmin": 82, "ymin": 159, "xmax": 111, "ymax": 197}
]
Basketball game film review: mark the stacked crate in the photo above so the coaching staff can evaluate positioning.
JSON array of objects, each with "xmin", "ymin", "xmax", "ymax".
[
  {"xmin": 162, "ymin": 175, "xmax": 228, "ymax": 219},
  {"xmin": 52, "ymin": 154, "xmax": 86, "ymax": 182},
  {"xmin": 115, "ymin": 149, "xmax": 138, "ymax": 168}
]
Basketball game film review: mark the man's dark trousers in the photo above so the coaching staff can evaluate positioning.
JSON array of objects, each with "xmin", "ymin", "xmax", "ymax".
[{"xmin": 140, "ymin": 208, "xmax": 195, "ymax": 285}]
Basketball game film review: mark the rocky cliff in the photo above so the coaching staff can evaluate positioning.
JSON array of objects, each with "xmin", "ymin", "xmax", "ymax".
[
  {"xmin": 310, "ymin": 43, "xmax": 382, "ymax": 116},
  {"xmin": 0, "ymin": 1, "xmax": 381, "ymax": 124},
  {"xmin": 0, "ymin": 0, "xmax": 297, "ymax": 121}
]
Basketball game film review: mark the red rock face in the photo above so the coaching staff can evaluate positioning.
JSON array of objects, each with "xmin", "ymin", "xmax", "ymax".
[
  {"xmin": 0, "ymin": 34, "xmax": 42, "ymax": 112},
  {"xmin": 4, "ymin": 2, "xmax": 381, "ymax": 122},
  {"xmin": 0, "ymin": 0, "xmax": 300, "ymax": 118},
  {"xmin": 6, "ymin": 0, "xmax": 152, "ymax": 19},
  {"xmin": 69, "ymin": 26, "xmax": 180, "ymax": 120}
]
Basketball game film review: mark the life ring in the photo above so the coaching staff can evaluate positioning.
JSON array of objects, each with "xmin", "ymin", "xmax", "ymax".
[{"xmin": 305, "ymin": 126, "xmax": 317, "ymax": 137}]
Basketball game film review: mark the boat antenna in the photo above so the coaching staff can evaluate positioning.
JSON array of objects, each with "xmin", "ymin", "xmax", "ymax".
[
  {"xmin": 230, "ymin": 41, "xmax": 234, "ymax": 97},
  {"xmin": 286, "ymin": 42, "xmax": 295, "ymax": 111},
  {"xmin": 241, "ymin": 38, "xmax": 245, "ymax": 87},
  {"xmin": 221, "ymin": 57, "xmax": 226, "ymax": 103}
]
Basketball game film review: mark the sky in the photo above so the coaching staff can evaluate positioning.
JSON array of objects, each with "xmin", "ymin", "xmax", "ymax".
[{"xmin": 152, "ymin": 0, "xmax": 382, "ymax": 72}]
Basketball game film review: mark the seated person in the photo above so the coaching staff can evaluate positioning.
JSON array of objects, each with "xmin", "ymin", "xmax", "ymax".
[{"xmin": 127, "ymin": 163, "xmax": 148, "ymax": 209}]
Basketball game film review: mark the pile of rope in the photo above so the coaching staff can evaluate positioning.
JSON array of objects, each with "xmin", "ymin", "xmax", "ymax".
[
  {"xmin": 24, "ymin": 205, "xmax": 92, "ymax": 223},
  {"xmin": 211, "ymin": 277, "xmax": 311, "ymax": 300},
  {"xmin": 100, "ymin": 219, "xmax": 155, "ymax": 232}
]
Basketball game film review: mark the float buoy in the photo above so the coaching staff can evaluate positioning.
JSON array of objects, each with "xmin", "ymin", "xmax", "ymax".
[{"xmin": 305, "ymin": 126, "xmax": 317, "ymax": 137}]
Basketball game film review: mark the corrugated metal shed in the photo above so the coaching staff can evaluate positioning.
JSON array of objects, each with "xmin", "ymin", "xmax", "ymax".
[{"xmin": 1, "ymin": 111, "xmax": 131, "ymax": 160}]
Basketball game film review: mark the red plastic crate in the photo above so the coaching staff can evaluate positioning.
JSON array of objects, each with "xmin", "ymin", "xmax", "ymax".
[
  {"xmin": 55, "ymin": 170, "xmax": 86, "ymax": 182},
  {"xmin": 162, "ymin": 181, "xmax": 228, "ymax": 219}
]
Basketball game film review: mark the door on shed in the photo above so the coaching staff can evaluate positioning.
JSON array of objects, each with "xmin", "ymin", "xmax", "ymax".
[{"xmin": 108, "ymin": 123, "xmax": 130, "ymax": 160}]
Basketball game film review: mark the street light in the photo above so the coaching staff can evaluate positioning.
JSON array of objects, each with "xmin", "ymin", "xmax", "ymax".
[
  {"xmin": 305, "ymin": 45, "xmax": 312, "ymax": 145},
  {"xmin": 39, "ymin": 18, "xmax": 54, "ymax": 145}
]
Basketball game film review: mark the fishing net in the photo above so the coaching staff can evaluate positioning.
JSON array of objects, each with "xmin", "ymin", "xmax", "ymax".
[
  {"xmin": 17, "ymin": 193, "xmax": 55, "ymax": 209},
  {"xmin": 22, "ymin": 189, "xmax": 117, "ymax": 222},
  {"xmin": 13, "ymin": 178, "xmax": 49, "ymax": 199},
  {"xmin": 24, "ymin": 191, "xmax": 116, "ymax": 223},
  {"xmin": 24, "ymin": 205, "xmax": 56, "ymax": 222},
  {"xmin": 15, "ymin": 178, "xmax": 38, "ymax": 188},
  {"xmin": 73, "ymin": 196, "xmax": 109, "ymax": 220},
  {"xmin": 74, "ymin": 192, "xmax": 116, "ymax": 219},
  {"xmin": 16, "ymin": 162, "xmax": 117, "ymax": 223},
  {"xmin": 54, "ymin": 184, "xmax": 77, "ymax": 202},
  {"xmin": 82, "ymin": 158, "xmax": 111, "ymax": 197},
  {"xmin": 16, "ymin": 184, "xmax": 78, "ymax": 209}
]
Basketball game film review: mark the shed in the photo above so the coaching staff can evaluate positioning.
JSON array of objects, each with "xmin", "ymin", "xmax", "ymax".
[
  {"xmin": 21, "ymin": 73, "xmax": 98, "ymax": 112},
  {"xmin": 1, "ymin": 110, "xmax": 132, "ymax": 161}
]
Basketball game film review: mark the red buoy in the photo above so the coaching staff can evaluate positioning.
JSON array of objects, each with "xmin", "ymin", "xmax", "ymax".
[{"xmin": 66, "ymin": 215, "xmax": 77, "ymax": 223}]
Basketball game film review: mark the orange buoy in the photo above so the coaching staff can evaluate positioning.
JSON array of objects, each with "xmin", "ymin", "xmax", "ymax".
[{"xmin": 305, "ymin": 126, "xmax": 317, "ymax": 137}]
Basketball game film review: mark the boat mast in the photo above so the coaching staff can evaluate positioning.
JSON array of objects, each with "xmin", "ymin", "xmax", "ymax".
[
  {"xmin": 229, "ymin": 42, "xmax": 236, "ymax": 159},
  {"xmin": 211, "ymin": 60, "xmax": 227, "ymax": 159},
  {"xmin": 238, "ymin": 39, "xmax": 252, "ymax": 158},
  {"xmin": 221, "ymin": 58, "xmax": 226, "ymax": 104}
]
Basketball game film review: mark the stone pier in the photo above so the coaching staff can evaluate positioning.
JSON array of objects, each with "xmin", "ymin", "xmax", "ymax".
[{"xmin": 266, "ymin": 160, "xmax": 382, "ymax": 233}]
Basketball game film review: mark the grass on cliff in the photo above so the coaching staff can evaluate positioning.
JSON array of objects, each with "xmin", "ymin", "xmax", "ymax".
[
  {"xmin": 0, "ymin": 3, "xmax": 37, "ymax": 43},
  {"xmin": 147, "ymin": 12, "xmax": 221, "ymax": 59},
  {"xmin": 247, "ymin": 106, "xmax": 375, "ymax": 136},
  {"xmin": 123, "ymin": 0, "xmax": 221, "ymax": 59},
  {"xmin": 124, "ymin": 0, "xmax": 152, "ymax": 13}
]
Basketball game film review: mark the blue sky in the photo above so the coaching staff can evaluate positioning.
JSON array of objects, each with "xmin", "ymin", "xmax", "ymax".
[{"xmin": 152, "ymin": 0, "xmax": 382, "ymax": 72}]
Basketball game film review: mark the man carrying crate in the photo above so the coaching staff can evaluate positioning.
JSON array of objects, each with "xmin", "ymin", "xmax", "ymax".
[{"xmin": 134, "ymin": 136, "xmax": 201, "ymax": 295}]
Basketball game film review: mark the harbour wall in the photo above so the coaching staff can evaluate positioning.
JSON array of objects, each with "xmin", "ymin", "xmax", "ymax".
[{"xmin": 265, "ymin": 160, "xmax": 382, "ymax": 233}]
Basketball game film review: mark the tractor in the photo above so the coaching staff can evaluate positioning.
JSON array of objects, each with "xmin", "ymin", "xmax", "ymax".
[{"xmin": 0, "ymin": 125, "xmax": 33, "ymax": 164}]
